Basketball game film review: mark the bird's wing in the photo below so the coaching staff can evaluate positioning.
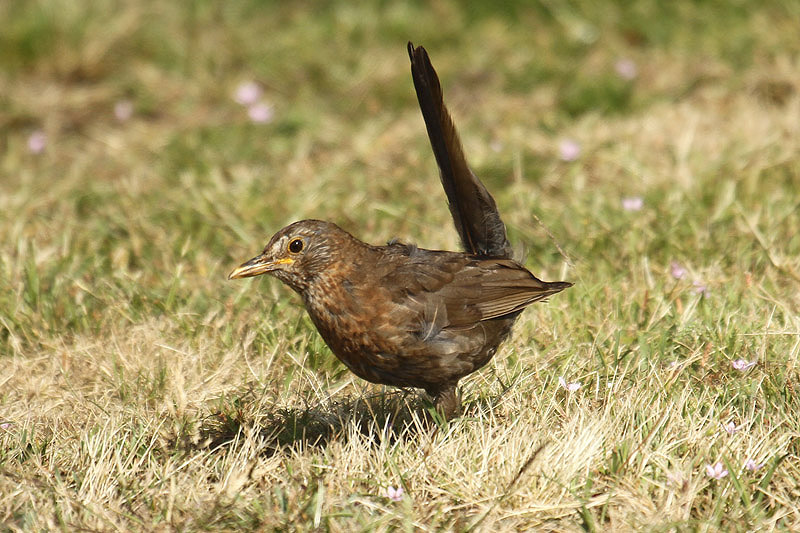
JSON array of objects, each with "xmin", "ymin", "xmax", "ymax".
[
  {"xmin": 436, "ymin": 259, "xmax": 571, "ymax": 324},
  {"xmin": 382, "ymin": 251, "xmax": 570, "ymax": 329},
  {"xmin": 408, "ymin": 42, "xmax": 512, "ymax": 259}
]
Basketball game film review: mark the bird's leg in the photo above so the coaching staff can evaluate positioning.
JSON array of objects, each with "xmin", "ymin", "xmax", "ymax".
[{"xmin": 430, "ymin": 383, "xmax": 462, "ymax": 420}]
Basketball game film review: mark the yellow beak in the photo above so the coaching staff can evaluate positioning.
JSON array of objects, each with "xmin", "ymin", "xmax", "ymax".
[{"xmin": 228, "ymin": 255, "xmax": 294, "ymax": 279}]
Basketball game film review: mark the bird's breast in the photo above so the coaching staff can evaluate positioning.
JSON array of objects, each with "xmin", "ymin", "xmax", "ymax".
[
  {"xmin": 301, "ymin": 270, "xmax": 399, "ymax": 371},
  {"xmin": 297, "ymin": 265, "xmax": 506, "ymax": 389}
]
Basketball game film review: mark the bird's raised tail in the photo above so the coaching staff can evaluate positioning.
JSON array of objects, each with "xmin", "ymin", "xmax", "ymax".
[{"xmin": 408, "ymin": 42, "xmax": 513, "ymax": 260}]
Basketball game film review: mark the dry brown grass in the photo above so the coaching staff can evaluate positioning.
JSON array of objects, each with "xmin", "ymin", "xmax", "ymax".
[{"xmin": 2, "ymin": 1, "xmax": 800, "ymax": 530}]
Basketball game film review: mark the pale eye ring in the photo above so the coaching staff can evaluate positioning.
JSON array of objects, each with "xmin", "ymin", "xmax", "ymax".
[{"xmin": 288, "ymin": 238, "xmax": 304, "ymax": 254}]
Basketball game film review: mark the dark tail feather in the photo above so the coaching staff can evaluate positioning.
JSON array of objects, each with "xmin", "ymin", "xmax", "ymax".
[{"xmin": 408, "ymin": 42, "xmax": 512, "ymax": 259}]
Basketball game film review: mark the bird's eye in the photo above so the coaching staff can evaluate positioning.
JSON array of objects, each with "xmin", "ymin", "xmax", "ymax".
[{"xmin": 288, "ymin": 238, "xmax": 304, "ymax": 254}]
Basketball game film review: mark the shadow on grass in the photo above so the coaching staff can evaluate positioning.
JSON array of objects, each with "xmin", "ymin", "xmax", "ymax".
[{"xmin": 177, "ymin": 389, "xmax": 452, "ymax": 457}]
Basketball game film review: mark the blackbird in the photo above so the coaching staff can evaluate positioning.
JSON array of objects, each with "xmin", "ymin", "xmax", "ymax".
[{"xmin": 229, "ymin": 43, "xmax": 571, "ymax": 418}]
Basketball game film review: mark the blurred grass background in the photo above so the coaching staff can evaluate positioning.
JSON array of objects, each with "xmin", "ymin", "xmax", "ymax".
[{"xmin": 1, "ymin": 0, "xmax": 800, "ymax": 530}]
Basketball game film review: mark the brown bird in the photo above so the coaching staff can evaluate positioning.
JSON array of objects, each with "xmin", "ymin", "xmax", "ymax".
[{"xmin": 229, "ymin": 43, "xmax": 571, "ymax": 419}]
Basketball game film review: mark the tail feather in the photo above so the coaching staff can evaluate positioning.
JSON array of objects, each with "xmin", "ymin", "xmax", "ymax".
[{"xmin": 408, "ymin": 42, "xmax": 512, "ymax": 259}]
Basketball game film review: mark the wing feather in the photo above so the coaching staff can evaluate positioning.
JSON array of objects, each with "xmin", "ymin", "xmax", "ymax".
[{"xmin": 382, "ymin": 250, "xmax": 570, "ymax": 328}]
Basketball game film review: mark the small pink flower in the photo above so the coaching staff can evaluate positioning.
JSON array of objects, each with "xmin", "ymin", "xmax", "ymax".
[
  {"xmin": 383, "ymin": 485, "xmax": 403, "ymax": 502},
  {"xmin": 614, "ymin": 58, "xmax": 638, "ymax": 80},
  {"xmin": 247, "ymin": 102, "xmax": 274, "ymax": 124},
  {"xmin": 670, "ymin": 261, "xmax": 687, "ymax": 280},
  {"xmin": 0, "ymin": 422, "xmax": 13, "ymax": 430},
  {"xmin": 706, "ymin": 462, "xmax": 728, "ymax": 480},
  {"xmin": 744, "ymin": 458, "xmax": 764, "ymax": 471},
  {"xmin": 732, "ymin": 359, "xmax": 756, "ymax": 371},
  {"xmin": 621, "ymin": 196, "xmax": 643, "ymax": 211},
  {"xmin": 234, "ymin": 81, "xmax": 262, "ymax": 105},
  {"xmin": 722, "ymin": 421, "xmax": 740, "ymax": 435},
  {"xmin": 558, "ymin": 376, "xmax": 581, "ymax": 392},
  {"xmin": 666, "ymin": 472, "xmax": 685, "ymax": 487},
  {"xmin": 28, "ymin": 130, "xmax": 47, "ymax": 154},
  {"xmin": 114, "ymin": 100, "xmax": 134, "ymax": 122},
  {"xmin": 693, "ymin": 281, "xmax": 710, "ymax": 296},
  {"xmin": 559, "ymin": 139, "xmax": 581, "ymax": 162}
]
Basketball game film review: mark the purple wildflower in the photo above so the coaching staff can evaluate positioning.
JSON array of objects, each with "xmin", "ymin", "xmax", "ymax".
[
  {"xmin": 692, "ymin": 281, "xmax": 710, "ymax": 296},
  {"xmin": 722, "ymin": 421, "xmax": 740, "ymax": 435},
  {"xmin": 233, "ymin": 81, "xmax": 262, "ymax": 106},
  {"xmin": 559, "ymin": 139, "xmax": 581, "ymax": 162},
  {"xmin": 558, "ymin": 376, "xmax": 581, "ymax": 392},
  {"xmin": 614, "ymin": 58, "xmax": 638, "ymax": 80},
  {"xmin": 248, "ymin": 103, "xmax": 274, "ymax": 124},
  {"xmin": 706, "ymin": 462, "xmax": 728, "ymax": 480},
  {"xmin": 744, "ymin": 459, "xmax": 765, "ymax": 472},
  {"xmin": 114, "ymin": 100, "xmax": 134, "ymax": 122},
  {"xmin": 732, "ymin": 359, "xmax": 756, "ymax": 371},
  {"xmin": 383, "ymin": 485, "xmax": 403, "ymax": 502},
  {"xmin": 670, "ymin": 261, "xmax": 687, "ymax": 280},
  {"xmin": 28, "ymin": 131, "xmax": 46, "ymax": 154},
  {"xmin": 621, "ymin": 196, "xmax": 643, "ymax": 211}
]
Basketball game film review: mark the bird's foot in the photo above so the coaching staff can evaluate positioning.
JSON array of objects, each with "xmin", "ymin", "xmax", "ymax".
[{"xmin": 429, "ymin": 384, "xmax": 462, "ymax": 421}]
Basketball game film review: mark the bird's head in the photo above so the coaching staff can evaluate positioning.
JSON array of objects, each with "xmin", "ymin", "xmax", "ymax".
[{"xmin": 228, "ymin": 219, "xmax": 350, "ymax": 294}]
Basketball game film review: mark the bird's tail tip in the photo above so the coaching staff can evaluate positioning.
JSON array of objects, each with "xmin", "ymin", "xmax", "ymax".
[{"xmin": 548, "ymin": 281, "xmax": 573, "ymax": 293}]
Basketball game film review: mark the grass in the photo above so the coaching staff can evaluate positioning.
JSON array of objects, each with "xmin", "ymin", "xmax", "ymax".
[{"xmin": 2, "ymin": 0, "xmax": 800, "ymax": 530}]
